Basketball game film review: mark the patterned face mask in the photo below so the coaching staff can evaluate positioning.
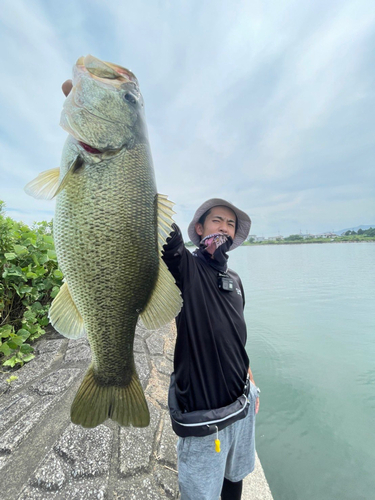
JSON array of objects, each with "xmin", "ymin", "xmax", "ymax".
[{"xmin": 200, "ymin": 233, "xmax": 229, "ymax": 255}]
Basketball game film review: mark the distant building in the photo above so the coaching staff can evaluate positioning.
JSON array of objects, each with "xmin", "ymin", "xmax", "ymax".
[
  {"xmin": 247, "ymin": 235, "xmax": 266, "ymax": 242},
  {"xmin": 268, "ymin": 236, "xmax": 284, "ymax": 241},
  {"xmin": 302, "ymin": 234, "xmax": 316, "ymax": 239},
  {"xmin": 316, "ymin": 232, "xmax": 338, "ymax": 238}
]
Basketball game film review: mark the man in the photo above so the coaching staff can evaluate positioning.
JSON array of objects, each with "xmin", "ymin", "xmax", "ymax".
[{"xmin": 162, "ymin": 199, "xmax": 260, "ymax": 500}]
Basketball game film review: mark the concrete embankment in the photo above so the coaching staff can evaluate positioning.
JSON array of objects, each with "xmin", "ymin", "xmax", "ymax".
[{"xmin": 0, "ymin": 323, "xmax": 273, "ymax": 499}]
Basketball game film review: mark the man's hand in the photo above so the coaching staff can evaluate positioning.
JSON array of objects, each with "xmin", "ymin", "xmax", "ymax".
[
  {"xmin": 62, "ymin": 80, "xmax": 73, "ymax": 97},
  {"xmin": 248, "ymin": 366, "xmax": 260, "ymax": 414}
]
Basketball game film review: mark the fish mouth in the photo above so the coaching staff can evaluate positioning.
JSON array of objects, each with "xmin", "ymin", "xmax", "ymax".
[{"xmin": 77, "ymin": 55, "xmax": 139, "ymax": 88}]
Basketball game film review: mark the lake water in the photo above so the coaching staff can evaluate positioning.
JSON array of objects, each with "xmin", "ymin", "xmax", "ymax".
[{"xmin": 229, "ymin": 243, "xmax": 375, "ymax": 500}]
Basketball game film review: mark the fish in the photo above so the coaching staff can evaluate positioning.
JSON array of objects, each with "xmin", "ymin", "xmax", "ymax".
[{"xmin": 25, "ymin": 55, "xmax": 182, "ymax": 428}]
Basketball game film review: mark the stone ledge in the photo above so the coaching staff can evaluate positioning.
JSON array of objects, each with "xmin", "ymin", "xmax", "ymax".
[
  {"xmin": 119, "ymin": 402, "xmax": 161, "ymax": 477},
  {"xmin": 0, "ymin": 322, "xmax": 273, "ymax": 500}
]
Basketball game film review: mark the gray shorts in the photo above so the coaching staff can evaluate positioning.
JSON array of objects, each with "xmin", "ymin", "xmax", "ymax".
[{"xmin": 177, "ymin": 382, "xmax": 258, "ymax": 500}]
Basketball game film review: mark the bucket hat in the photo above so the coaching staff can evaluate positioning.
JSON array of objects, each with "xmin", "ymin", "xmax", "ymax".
[{"xmin": 187, "ymin": 198, "xmax": 251, "ymax": 251}]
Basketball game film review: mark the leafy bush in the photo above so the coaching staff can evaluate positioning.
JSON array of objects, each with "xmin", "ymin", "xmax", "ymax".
[{"xmin": 0, "ymin": 201, "xmax": 63, "ymax": 368}]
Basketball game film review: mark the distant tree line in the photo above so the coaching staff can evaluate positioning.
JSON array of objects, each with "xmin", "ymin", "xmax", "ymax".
[
  {"xmin": 344, "ymin": 228, "xmax": 375, "ymax": 236},
  {"xmin": 284, "ymin": 235, "xmax": 304, "ymax": 241},
  {"xmin": 243, "ymin": 229, "xmax": 375, "ymax": 245}
]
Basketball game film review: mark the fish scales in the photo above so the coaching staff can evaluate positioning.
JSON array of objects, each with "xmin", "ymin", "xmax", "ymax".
[
  {"xmin": 25, "ymin": 55, "xmax": 182, "ymax": 428},
  {"xmin": 55, "ymin": 144, "xmax": 158, "ymax": 382}
]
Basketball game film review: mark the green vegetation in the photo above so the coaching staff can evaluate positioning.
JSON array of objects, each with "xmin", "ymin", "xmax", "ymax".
[
  {"xmin": 284, "ymin": 234, "xmax": 304, "ymax": 242},
  {"xmin": 344, "ymin": 228, "xmax": 375, "ymax": 237},
  {"xmin": 0, "ymin": 201, "xmax": 63, "ymax": 369}
]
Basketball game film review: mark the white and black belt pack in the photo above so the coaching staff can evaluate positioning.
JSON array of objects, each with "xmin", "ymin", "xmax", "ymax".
[{"xmin": 168, "ymin": 373, "xmax": 253, "ymax": 438}]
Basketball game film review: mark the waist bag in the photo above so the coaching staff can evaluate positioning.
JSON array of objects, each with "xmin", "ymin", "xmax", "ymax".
[{"xmin": 168, "ymin": 373, "xmax": 251, "ymax": 438}]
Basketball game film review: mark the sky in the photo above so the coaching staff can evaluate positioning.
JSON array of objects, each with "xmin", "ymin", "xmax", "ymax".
[{"xmin": 1, "ymin": 0, "xmax": 374, "ymax": 239}]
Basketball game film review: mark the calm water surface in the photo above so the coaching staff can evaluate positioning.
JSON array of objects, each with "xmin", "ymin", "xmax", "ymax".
[{"xmin": 229, "ymin": 243, "xmax": 375, "ymax": 500}]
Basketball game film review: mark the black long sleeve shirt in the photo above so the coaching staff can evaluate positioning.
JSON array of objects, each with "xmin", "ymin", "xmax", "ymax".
[{"xmin": 162, "ymin": 226, "xmax": 249, "ymax": 412}]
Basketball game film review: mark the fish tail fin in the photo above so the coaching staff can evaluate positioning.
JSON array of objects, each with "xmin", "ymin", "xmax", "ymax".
[{"xmin": 71, "ymin": 366, "xmax": 150, "ymax": 428}]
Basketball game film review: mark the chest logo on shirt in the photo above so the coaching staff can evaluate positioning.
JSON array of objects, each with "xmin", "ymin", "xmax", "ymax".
[{"xmin": 236, "ymin": 287, "xmax": 242, "ymax": 296}]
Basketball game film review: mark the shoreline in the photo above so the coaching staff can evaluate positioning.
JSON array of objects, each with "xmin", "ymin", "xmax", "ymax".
[{"xmin": 242, "ymin": 239, "xmax": 375, "ymax": 246}]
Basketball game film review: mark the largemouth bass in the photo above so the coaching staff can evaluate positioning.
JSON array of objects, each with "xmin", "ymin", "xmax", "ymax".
[{"xmin": 25, "ymin": 55, "xmax": 182, "ymax": 428}]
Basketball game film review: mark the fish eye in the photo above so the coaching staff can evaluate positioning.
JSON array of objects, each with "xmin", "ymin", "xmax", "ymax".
[{"xmin": 124, "ymin": 93, "xmax": 137, "ymax": 105}]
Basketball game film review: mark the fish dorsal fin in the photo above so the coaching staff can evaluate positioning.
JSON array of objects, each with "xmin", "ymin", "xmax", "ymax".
[
  {"xmin": 48, "ymin": 282, "xmax": 86, "ymax": 339},
  {"xmin": 140, "ymin": 194, "xmax": 183, "ymax": 329},
  {"xmin": 24, "ymin": 157, "xmax": 82, "ymax": 200}
]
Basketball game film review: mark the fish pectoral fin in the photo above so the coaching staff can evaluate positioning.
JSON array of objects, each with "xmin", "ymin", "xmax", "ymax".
[
  {"xmin": 24, "ymin": 168, "xmax": 61, "ymax": 200},
  {"xmin": 48, "ymin": 282, "xmax": 86, "ymax": 339},
  {"xmin": 71, "ymin": 367, "xmax": 150, "ymax": 428},
  {"xmin": 24, "ymin": 156, "xmax": 82, "ymax": 200},
  {"xmin": 140, "ymin": 194, "xmax": 183, "ymax": 330}
]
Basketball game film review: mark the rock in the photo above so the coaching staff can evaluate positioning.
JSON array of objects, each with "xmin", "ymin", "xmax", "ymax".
[{"xmin": 119, "ymin": 402, "xmax": 161, "ymax": 476}]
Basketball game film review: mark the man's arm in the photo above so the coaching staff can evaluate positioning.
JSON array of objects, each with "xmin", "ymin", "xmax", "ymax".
[
  {"xmin": 248, "ymin": 366, "xmax": 260, "ymax": 414},
  {"xmin": 161, "ymin": 223, "xmax": 186, "ymax": 288}
]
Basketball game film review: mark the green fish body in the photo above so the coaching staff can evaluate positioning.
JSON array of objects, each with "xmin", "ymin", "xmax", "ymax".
[{"xmin": 25, "ymin": 56, "xmax": 182, "ymax": 428}]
